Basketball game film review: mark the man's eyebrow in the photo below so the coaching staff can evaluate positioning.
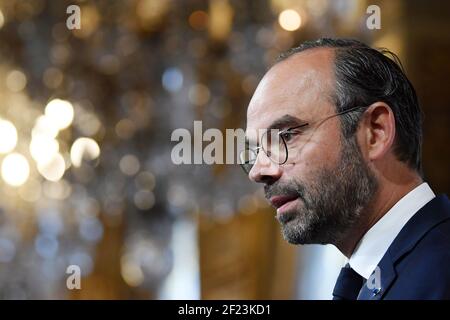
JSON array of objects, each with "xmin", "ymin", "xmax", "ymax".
[
  {"xmin": 245, "ymin": 114, "xmax": 306, "ymax": 144},
  {"xmin": 267, "ymin": 114, "xmax": 306, "ymax": 130}
]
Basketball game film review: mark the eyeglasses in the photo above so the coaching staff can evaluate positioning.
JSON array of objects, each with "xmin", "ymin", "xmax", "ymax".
[{"xmin": 239, "ymin": 106, "xmax": 365, "ymax": 174}]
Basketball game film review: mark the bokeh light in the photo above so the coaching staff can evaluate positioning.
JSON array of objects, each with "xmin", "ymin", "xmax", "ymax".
[
  {"xmin": 162, "ymin": 67, "xmax": 184, "ymax": 93},
  {"xmin": 0, "ymin": 9, "xmax": 5, "ymax": 29},
  {"xmin": 6, "ymin": 70, "xmax": 27, "ymax": 92},
  {"xmin": 70, "ymin": 137, "xmax": 100, "ymax": 167},
  {"xmin": 32, "ymin": 115, "xmax": 60, "ymax": 139},
  {"xmin": 35, "ymin": 234, "xmax": 59, "ymax": 259},
  {"xmin": 0, "ymin": 119, "xmax": 18, "ymax": 153},
  {"xmin": 121, "ymin": 254, "xmax": 144, "ymax": 287},
  {"xmin": 37, "ymin": 152, "xmax": 66, "ymax": 182},
  {"xmin": 43, "ymin": 67, "xmax": 64, "ymax": 89},
  {"xmin": 76, "ymin": 112, "xmax": 101, "ymax": 137},
  {"xmin": 135, "ymin": 171, "xmax": 156, "ymax": 190},
  {"xmin": 278, "ymin": 9, "xmax": 302, "ymax": 31},
  {"xmin": 1, "ymin": 153, "xmax": 30, "ymax": 187},
  {"xmin": 134, "ymin": 189, "xmax": 155, "ymax": 210},
  {"xmin": 119, "ymin": 154, "xmax": 140, "ymax": 176},
  {"xmin": 115, "ymin": 118, "xmax": 136, "ymax": 140},
  {"xmin": 44, "ymin": 99, "xmax": 74, "ymax": 130},
  {"xmin": 29, "ymin": 135, "xmax": 60, "ymax": 165},
  {"xmin": 188, "ymin": 84, "xmax": 211, "ymax": 106},
  {"xmin": 188, "ymin": 10, "xmax": 208, "ymax": 31}
]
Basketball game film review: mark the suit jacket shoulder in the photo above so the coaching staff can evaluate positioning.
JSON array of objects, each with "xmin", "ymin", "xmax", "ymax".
[
  {"xmin": 358, "ymin": 194, "xmax": 450, "ymax": 300},
  {"xmin": 386, "ymin": 215, "xmax": 450, "ymax": 299}
]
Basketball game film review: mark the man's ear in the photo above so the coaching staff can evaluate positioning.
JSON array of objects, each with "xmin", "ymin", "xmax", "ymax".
[{"xmin": 360, "ymin": 102, "xmax": 396, "ymax": 162}]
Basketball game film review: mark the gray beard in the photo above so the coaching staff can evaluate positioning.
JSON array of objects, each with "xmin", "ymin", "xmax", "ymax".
[{"xmin": 266, "ymin": 137, "xmax": 378, "ymax": 246}]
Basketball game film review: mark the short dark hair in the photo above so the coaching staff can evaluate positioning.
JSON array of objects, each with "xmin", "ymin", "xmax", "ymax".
[{"xmin": 277, "ymin": 38, "xmax": 423, "ymax": 175}]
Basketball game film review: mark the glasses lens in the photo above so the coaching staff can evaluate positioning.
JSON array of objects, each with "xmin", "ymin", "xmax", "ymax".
[
  {"xmin": 261, "ymin": 129, "xmax": 287, "ymax": 164},
  {"xmin": 239, "ymin": 148, "xmax": 257, "ymax": 174}
]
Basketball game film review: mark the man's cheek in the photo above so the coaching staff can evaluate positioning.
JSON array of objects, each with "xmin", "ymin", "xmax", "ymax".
[{"xmin": 283, "ymin": 152, "xmax": 321, "ymax": 177}]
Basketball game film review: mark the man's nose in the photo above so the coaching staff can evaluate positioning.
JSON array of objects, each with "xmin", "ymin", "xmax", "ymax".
[{"xmin": 248, "ymin": 150, "xmax": 282, "ymax": 184}]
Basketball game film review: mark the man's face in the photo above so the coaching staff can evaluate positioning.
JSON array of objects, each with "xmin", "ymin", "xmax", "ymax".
[{"xmin": 245, "ymin": 49, "xmax": 377, "ymax": 245}]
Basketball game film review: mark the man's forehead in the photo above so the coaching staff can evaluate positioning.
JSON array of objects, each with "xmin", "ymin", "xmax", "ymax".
[{"xmin": 246, "ymin": 48, "xmax": 335, "ymax": 134}]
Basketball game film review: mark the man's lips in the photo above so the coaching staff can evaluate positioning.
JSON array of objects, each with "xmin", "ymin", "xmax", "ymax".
[{"xmin": 269, "ymin": 195, "xmax": 299, "ymax": 209}]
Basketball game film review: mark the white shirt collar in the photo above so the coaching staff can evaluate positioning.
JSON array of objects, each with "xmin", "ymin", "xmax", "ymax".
[{"xmin": 348, "ymin": 182, "xmax": 436, "ymax": 279}]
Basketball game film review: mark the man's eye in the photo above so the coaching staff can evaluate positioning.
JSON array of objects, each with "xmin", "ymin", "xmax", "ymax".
[{"xmin": 280, "ymin": 131, "xmax": 297, "ymax": 142}]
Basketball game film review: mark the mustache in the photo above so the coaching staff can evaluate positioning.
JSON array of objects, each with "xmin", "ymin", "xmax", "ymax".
[{"xmin": 264, "ymin": 180, "xmax": 305, "ymax": 201}]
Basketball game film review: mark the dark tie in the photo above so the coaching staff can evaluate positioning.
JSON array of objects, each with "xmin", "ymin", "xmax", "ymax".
[{"xmin": 332, "ymin": 264, "xmax": 365, "ymax": 300}]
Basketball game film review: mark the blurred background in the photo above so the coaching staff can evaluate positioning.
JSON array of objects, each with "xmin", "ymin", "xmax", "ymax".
[{"xmin": 0, "ymin": 0, "xmax": 448, "ymax": 299}]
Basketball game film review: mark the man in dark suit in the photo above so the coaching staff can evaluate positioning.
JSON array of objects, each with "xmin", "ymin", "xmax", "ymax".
[{"xmin": 240, "ymin": 38, "xmax": 450, "ymax": 300}]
